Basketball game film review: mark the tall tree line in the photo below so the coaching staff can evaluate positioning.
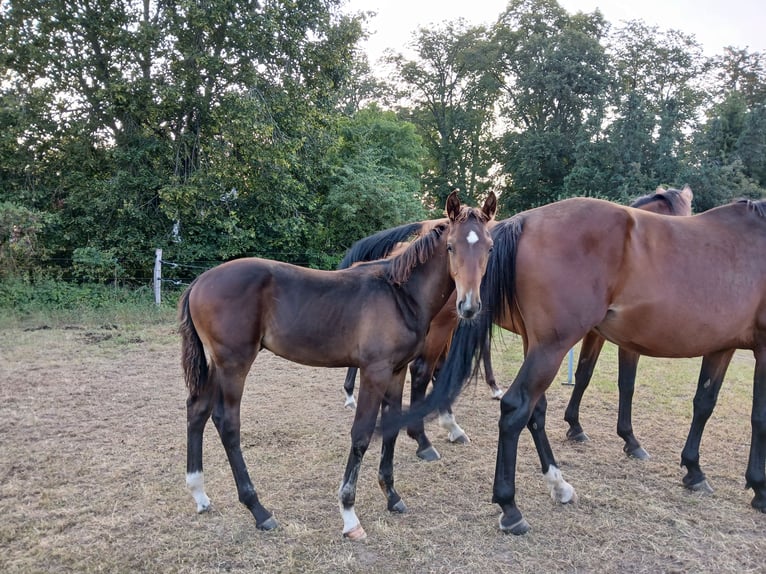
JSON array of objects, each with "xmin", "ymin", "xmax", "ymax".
[{"xmin": 1, "ymin": 0, "xmax": 764, "ymax": 281}]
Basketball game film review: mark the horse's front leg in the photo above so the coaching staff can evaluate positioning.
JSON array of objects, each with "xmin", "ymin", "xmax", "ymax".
[
  {"xmin": 680, "ymin": 349, "xmax": 734, "ymax": 494},
  {"xmin": 338, "ymin": 375, "xmax": 383, "ymax": 540},
  {"xmin": 616, "ymin": 348, "xmax": 649, "ymax": 459},
  {"xmin": 527, "ymin": 394, "xmax": 576, "ymax": 505},
  {"xmin": 212, "ymin": 366, "xmax": 276, "ymax": 530},
  {"xmin": 564, "ymin": 332, "xmax": 605, "ymax": 442},
  {"xmin": 744, "ymin": 350, "xmax": 766, "ymax": 511},
  {"xmin": 379, "ymin": 369, "xmax": 408, "ymax": 513},
  {"xmin": 495, "ymin": 348, "xmax": 570, "ymax": 535}
]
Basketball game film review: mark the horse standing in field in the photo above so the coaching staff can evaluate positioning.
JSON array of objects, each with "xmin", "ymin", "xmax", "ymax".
[
  {"xmin": 178, "ymin": 191, "xmax": 496, "ymax": 540},
  {"xmin": 565, "ymin": 186, "xmax": 694, "ymax": 459},
  {"xmin": 338, "ymin": 220, "xmax": 502, "ymax": 461},
  {"xmin": 390, "ymin": 196, "xmax": 766, "ymax": 534}
]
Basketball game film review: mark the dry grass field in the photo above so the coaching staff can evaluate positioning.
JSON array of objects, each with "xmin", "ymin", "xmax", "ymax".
[{"xmin": 1, "ymin": 319, "xmax": 765, "ymax": 573}]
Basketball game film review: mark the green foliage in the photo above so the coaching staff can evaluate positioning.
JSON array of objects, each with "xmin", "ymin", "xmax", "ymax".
[
  {"xmin": 0, "ymin": 202, "xmax": 49, "ymax": 278},
  {"xmin": 0, "ymin": 276, "xmax": 170, "ymax": 329},
  {"xmin": 1, "ymin": 0, "xmax": 765, "ymax": 275},
  {"xmin": 318, "ymin": 106, "xmax": 428, "ymax": 253},
  {"xmin": 493, "ymin": 0, "xmax": 610, "ymax": 212},
  {"xmin": 71, "ymin": 247, "xmax": 123, "ymax": 284},
  {"xmin": 388, "ymin": 20, "xmax": 501, "ymax": 208}
]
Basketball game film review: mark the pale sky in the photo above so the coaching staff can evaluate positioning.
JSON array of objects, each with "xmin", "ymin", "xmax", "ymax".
[{"xmin": 345, "ymin": 0, "xmax": 765, "ymax": 62}]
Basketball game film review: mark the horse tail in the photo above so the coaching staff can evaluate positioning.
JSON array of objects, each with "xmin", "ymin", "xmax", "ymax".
[
  {"xmin": 337, "ymin": 221, "xmax": 427, "ymax": 269},
  {"xmin": 380, "ymin": 215, "xmax": 524, "ymax": 437},
  {"xmin": 178, "ymin": 282, "xmax": 208, "ymax": 399}
]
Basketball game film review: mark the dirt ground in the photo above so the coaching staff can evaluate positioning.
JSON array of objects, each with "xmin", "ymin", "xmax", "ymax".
[{"xmin": 1, "ymin": 320, "xmax": 765, "ymax": 573}]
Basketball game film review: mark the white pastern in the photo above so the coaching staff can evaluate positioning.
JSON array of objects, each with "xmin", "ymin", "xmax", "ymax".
[
  {"xmin": 186, "ymin": 471, "xmax": 211, "ymax": 513},
  {"xmin": 543, "ymin": 465, "xmax": 576, "ymax": 504},
  {"xmin": 466, "ymin": 230, "xmax": 479, "ymax": 244},
  {"xmin": 438, "ymin": 412, "xmax": 469, "ymax": 443},
  {"xmin": 338, "ymin": 482, "xmax": 361, "ymax": 533}
]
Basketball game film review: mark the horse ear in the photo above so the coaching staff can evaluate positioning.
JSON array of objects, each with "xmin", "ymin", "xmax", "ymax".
[
  {"xmin": 446, "ymin": 190, "xmax": 461, "ymax": 221},
  {"xmin": 483, "ymin": 191, "xmax": 498, "ymax": 220},
  {"xmin": 681, "ymin": 184, "xmax": 693, "ymax": 201}
]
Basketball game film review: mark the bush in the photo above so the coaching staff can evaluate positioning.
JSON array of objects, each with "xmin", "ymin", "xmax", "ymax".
[{"xmin": 0, "ymin": 277, "xmax": 175, "ymax": 328}]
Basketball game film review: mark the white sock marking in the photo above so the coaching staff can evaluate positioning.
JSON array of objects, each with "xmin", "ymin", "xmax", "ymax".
[
  {"xmin": 186, "ymin": 471, "xmax": 211, "ymax": 513},
  {"xmin": 438, "ymin": 412, "xmax": 469, "ymax": 443},
  {"xmin": 543, "ymin": 465, "xmax": 576, "ymax": 504}
]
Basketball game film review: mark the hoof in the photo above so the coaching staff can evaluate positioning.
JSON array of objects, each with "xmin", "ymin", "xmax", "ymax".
[
  {"xmin": 567, "ymin": 430, "xmax": 589, "ymax": 443},
  {"xmin": 344, "ymin": 396, "xmax": 356, "ymax": 409},
  {"xmin": 490, "ymin": 387, "xmax": 504, "ymax": 399},
  {"xmin": 416, "ymin": 445, "xmax": 441, "ymax": 462},
  {"xmin": 257, "ymin": 516, "xmax": 278, "ymax": 531},
  {"xmin": 343, "ymin": 524, "xmax": 367, "ymax": 541},
  {"xmin": 499, "ymin": 514, "xmax": 530, "ymax": 535},
  {"xmin": 449, "ymin": 433, "xmax": 470, "ymax": 445},
  {"xmin": 196, "ymin": 502, "xmax": 211, "ymax": 514},
  {"xmin": 686, "ymin": 479, "xmax": 714, "ymax": 494},
  {"xmin": 389, "ymin": 499, "xmax": 408, "ymax": 514},
  {"xmin": 626, "ymin": 446, "xmax": 651, "ymax": 461}
]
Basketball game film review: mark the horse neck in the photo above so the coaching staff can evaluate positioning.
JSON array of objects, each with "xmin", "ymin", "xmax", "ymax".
[{"xmin": 399, "ymin": 243, "xmax": 454, "ymax": 323}]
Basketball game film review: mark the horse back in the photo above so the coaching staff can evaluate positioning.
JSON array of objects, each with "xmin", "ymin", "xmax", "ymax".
[
  {"xmin": 510, "ymin": 197, "xmax": 766, "ymax": 357},
  {"xmin": 188, "ymin": 257, "xmax": 422, "ymax": 369}
]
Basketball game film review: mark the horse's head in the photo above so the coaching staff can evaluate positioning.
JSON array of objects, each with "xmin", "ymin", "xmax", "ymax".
[{"xmin": 445, "ymin": 190, "xmax": 497, "ymax": 320}]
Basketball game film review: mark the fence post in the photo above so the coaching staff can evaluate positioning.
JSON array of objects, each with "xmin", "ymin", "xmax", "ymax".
[{"xmin": 154, "ymin": 248, "xmax": 162, "ymax": 306}]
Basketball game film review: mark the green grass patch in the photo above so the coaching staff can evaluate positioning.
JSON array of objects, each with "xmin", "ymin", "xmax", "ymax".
[{"xmin": 0, "ymin": 277, "xmax": 178, "ymax": 329}]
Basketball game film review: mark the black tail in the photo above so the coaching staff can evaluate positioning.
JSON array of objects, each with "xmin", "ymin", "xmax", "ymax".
[
  {"xmin": 337, "ymin": 221, "xmax": 428, "ymax": 269},
  {"xmin": 380, "ymin": 215, "xmax": 524, "ymax": 437},
  {"xmin": 178, "ymin": 282, "xmax": 209, "ymax": 398}
]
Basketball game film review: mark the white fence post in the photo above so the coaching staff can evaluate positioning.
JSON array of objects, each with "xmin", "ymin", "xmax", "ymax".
[{"xmin": 154, "ymin": 248, "xmax": 162, "ymax": 306}]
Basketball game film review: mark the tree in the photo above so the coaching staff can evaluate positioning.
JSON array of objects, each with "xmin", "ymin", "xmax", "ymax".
[
  {"xmin": 317, "ymin": 105, "xmax": 427, "ymax": 259},
  {"xmin": 492, "ymin": 0, "xmax": 609, "ymax": 211},
  {"xmin": 605, "ymin": 20, "xmax": 711, "ymax": 197},
  {"xmin": 0, "ymin": 0, "xmax": 370, "ymax": 274},
  {"xmin": 387, "ymin": 20, "xmax": 501, "ymax": 210}
]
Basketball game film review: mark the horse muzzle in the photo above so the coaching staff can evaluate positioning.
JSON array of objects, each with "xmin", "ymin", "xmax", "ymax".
[{"xmin": 457, "ymin": 292, "xmax": 482, "ymax": 319}]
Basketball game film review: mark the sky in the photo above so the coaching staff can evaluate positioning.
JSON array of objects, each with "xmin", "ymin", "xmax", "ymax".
[{"xmin": 345, "ymin": 0, "xmax": 766, "ymax": 63}]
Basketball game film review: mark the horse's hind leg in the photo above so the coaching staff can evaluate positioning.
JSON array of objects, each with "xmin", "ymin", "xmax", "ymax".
[
  {"xmin": 482, "ymin": 336, "xmax": 504, "ymax": 399},
  {"xmin": 564, "ymin": 332, "xmax": 605, "ymax": 442},
  {"xmin": 615, "ymin": 348, "xmax": 649, "ymax": 460},
  {"xmin": 527, "ymin": 394, "xmax": 576, "ymax": 505},
  {"xmin": 680, "ymin": 349, "xmax": 734, "ymax": 494},
  {"xmin": 744, "ymin": 349, "xmax": 766, "ymax": 511},
  {"xmin": 211, "ymin": 363, "xmax": 277, "ymax": 530},
  {"xmin": 343, "ymin": 367, "xmax": 358, "ymax": 409},
  {"xmin": 186, "ymin": 379, "xmax": 217, "ymax": 513}
]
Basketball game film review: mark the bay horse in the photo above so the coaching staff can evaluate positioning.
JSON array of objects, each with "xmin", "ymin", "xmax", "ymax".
[
  {"xmin": 338, "ymin": 221, "xmax": 501, "ymax": 461},
  {"xmin": 178, "ymin": 191, "xmax": 496, "ymax": 540},
  {"xmin": 565, "ymin": 186, "xmax": 694, "ymax": 459},
  {"xmin": 388, "ymin": 196, "xmax": 766, "ymax": 534}
]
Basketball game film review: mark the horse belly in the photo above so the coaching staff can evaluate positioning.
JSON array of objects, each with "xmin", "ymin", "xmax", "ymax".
[{"xmin": 596, "ymin": 300, "xmax": 754, "ymax": 358}]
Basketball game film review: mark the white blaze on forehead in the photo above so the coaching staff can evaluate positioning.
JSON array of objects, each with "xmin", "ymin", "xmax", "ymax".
[{"xmin": 466, "ymin": 230, "xmax": 479, "ymax": 244}]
